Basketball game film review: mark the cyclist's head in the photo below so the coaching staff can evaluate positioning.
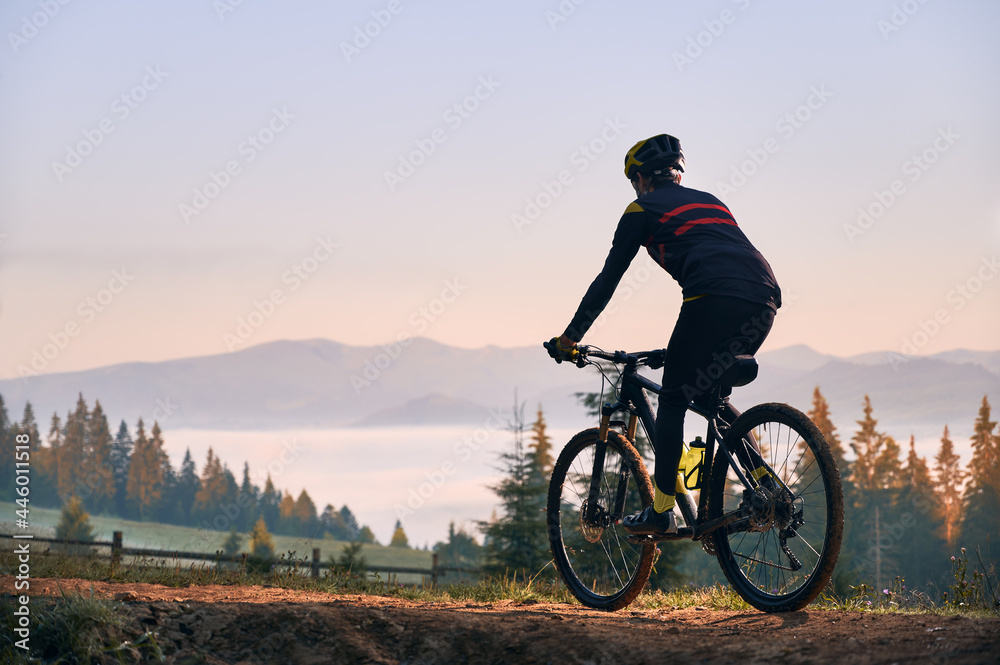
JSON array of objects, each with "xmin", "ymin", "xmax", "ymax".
[{"xmin": 624, "ymin": 134, "xmax": 685, "ymax": 189}]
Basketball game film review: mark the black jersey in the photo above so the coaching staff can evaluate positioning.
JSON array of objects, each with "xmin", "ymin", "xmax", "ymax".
[{"xmin": 564, "ymin": 182, "xmax": 781, "ymax": 342}]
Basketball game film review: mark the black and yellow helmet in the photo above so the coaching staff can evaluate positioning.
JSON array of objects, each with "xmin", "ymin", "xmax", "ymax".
[{"xmin": 623, "ymin": 134, "xmax": 685, "ymax": 180}]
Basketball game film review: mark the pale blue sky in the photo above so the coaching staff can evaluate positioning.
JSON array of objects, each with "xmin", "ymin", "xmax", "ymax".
[{"xmin": 2, "ymin": 0, "xmax": 999, "ymax": 379}]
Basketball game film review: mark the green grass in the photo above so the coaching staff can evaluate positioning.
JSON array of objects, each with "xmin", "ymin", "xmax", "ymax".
[{"xmin": 0, "ymin": 501, "xmax": 433, "ymax": 578}]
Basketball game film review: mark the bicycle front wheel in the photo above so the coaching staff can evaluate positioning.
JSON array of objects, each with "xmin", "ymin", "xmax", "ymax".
[
  {"xmin": 547, "ymin": 428, "xmax": 656, "ymax": 611},
  {"xmin": 709, "ymin": 403, "xmax": 844, "ymax": 612}
]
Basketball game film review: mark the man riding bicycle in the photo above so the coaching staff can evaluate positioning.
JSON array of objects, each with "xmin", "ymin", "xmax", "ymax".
[{"xmin": 548, "ymin": 134, "xmax": 781, "ymax": 536}]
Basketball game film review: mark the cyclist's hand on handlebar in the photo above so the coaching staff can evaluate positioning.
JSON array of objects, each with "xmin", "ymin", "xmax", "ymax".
[{"xmin": 545, "ymin": 335, "xmax": 579, "ymax": 364}]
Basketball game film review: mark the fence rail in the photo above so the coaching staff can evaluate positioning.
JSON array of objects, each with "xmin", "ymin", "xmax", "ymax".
[{"xmin": 0, "ymin": 531, "xmax": 480, "ymax": 585}]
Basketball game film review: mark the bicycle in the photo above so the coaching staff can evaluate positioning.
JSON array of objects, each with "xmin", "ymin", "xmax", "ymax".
[{"xmin": 542, "ymin": 338, "xmax": 844, "ymax": 612}]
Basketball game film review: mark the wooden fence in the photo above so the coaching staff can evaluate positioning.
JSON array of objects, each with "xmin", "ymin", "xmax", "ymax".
[{"xmin": 0, "ymin": 531, "xmax": 480, "ymax": 585}]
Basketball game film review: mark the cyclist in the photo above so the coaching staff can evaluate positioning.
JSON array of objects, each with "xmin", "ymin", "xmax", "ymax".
[{"xmin": 548, "ymin": 134, "xmax": 781, "ymax": 536}]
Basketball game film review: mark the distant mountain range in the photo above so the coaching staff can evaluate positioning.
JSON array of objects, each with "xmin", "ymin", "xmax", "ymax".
[{"xmin": 1, "ymin": 339, "xmax": 997, "ymax": 448}]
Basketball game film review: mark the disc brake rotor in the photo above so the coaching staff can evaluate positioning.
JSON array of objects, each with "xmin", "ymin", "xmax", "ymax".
[{"xmin": 578, "ymin": 499, "xmax": 605, "ymax": 543}]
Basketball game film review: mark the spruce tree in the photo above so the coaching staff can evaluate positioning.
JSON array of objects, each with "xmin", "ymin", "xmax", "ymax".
[
  {"xmin": 293, "ymin": 489, "xmax": 319, "ymax": 537},
  {"xmin": 110, "ymin": 420, "xmax": 134, "ymax": 516},
  {"xmin": 177, "ymin": 449, "xmax": 201, "ymax": 524},
  {"xmin": 895, "ymin": 436, "xmax": 948, "ymax": 586},
  {"xmin": 933, "ymin": 425, "xmax": 965, "ymax": 549},
  {"xmin": 236, "ymin": 462, "xmax": 259, "ymax": 531},
  {"xmin": 259, "ymin": 475, "xmax": 282, "ymax": 531},
  {"xmin": 390, "ymin": 519, "xmax": 410, "ymax": 548},
  {"xmin": 529, "ymin": 406, "xmax": 554, "ymax": 476},
  {"xmin": 479, "ymin": 402, "xmax": 550, "ymax": 578},
  {"xmin": 0, "ymin": 395, "xmax": 12, "ymax": 497},
  {"xmin": 319, "ymin": 504, "xmax": 351, "ymax": 540},
  {"xmin": 59, "ymin": 395, "xmax": 89, "ymax": 504},
  {"xmin": 125, "ymin": 419, "xmax": 164, "ymax": 520},
  {"xmin": 55, "ymin": 496, "xmax": 95, "ymax": 555},
  {"xmin": 339, "ymin": 505, "xmax": 361, "ymax": 541},
  {"xmin": 278, "ymin": 491, "xmax": 297, "ymax": 535},
  {"xmin": 249, "ymin": 516, "xmax": 275, "ymax": 559},
  {"xmin": 959, "ymin": 396, "xmax": 999, "ymax": 570},
  {"xmin": 36, "ymin": 413, "xmax": 63, "ymax": 508},
  {"xmin": 193, "ymin": 448, "xmax": 227, "ymax": 525},
  {"xmin": 83, "ymin": 401, "xmax": 115, "ymax": 514}
]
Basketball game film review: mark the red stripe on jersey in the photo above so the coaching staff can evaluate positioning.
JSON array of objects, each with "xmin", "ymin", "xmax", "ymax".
[
  {"xmin": 674, "ymin": 217, "xmax": 738, "ymax": 236},
  {"xmin": 658, "ymin": 203, "xmax": 737, "ymax": 236}
]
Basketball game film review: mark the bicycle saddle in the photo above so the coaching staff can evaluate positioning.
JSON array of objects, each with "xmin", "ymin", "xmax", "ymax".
[{"xmin": 713, "ymin": 336, "xmax": 758, "ymax": 388}]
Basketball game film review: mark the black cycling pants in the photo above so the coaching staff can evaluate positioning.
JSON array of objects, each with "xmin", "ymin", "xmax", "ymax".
[{"xmin": 653, "ymin": 295, "xmax": 776, "ymax": 494}]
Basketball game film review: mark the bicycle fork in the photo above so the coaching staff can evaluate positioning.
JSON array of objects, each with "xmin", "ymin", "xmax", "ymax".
[{"xmin": 584, "ymin": 408, "xmax": 637, "ymax": 525}]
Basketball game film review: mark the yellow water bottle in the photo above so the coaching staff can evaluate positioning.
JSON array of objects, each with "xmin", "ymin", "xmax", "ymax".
[{"xmin": 683, "ymin": 436, "xmax": 706, "ymax": 490}]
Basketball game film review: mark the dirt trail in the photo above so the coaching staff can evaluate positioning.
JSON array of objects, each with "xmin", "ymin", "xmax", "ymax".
[{"xmin": 4, "ymin": 578, "xmax": 999, "ymax": 664}]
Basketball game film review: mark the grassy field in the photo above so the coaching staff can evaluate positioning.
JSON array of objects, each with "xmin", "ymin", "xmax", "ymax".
[{"xmin": 0, "ymin": 501, "xmax": 433, "ymax": 574}]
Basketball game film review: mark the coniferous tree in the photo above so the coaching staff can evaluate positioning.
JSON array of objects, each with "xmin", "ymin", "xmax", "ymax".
[
  {"xmin": 259, "ymin": 475, "xmax": 282, "ymax": 531},
  {"xmin": 479, "ymin": 402, "xmax": 550, "ymax": 578},
  {"xmin": 59, "ymin": 395, "xmax": 89, "ymax": 504},
  {"xmin": 959, "ymin": 396, "xmax": 999, "ymax": 570},
  {"xmin": 110, "ymin": 420, "xmax": 134, "ymax": 516},
  {"xmin": 390, "ymin": 519, "xmax": 410, "ymax": 548},
  {"xmin": 82, "ymin": 401, "xmax": 115, "ymax": 514},
  {"xmin": 249, "ymin": 516, "xmax": 275, "ymax": 559},
  {"xmin": 176, "ymin": 449, "xmax": 200, "ymax": 524},
  {"xmin": 895, "ymin": 436, "xmax": 948, "ymax": 585},
  {"xmin": 55, "ymin": 496, "xmax": 95, "ymax": 555},
  {"xmin": 0, "ymin": 395, "xmax": 12, "ymax": 497},
  {"xmin": 319, "ymin": 504, "xmax": 351, "ymax": 540},
  {"xmin": 193, "ymin": 448, "xmax": 227, "ymax": 525},
  {"xmin": 357, "ymin": 525, "xmax": 377, "ymax": 544},
  {"xmin": 236, "ymin": 462, "xmax": 259, "ymax": 531},
  {"xmin": 35, "ymin": 413, "xmax": 63, "ymax": 508},
  {"xmin": 293, "ymin": 489, "xmax": 319, "ymax": 537},
  {"xmin": 278, "ymin": 490, "xmax": 297, "ymax": 535},
  {"xmin": 125, "ymin": 419, "xmax": 165, "ymax": 520},
  {"xmin": 433, "ymin": 522, "xmax": 483, "ymax": 581},
  {"xmin": 528, "ymin": 405, "xmax": 554, "ymax": 476},
  {"xmin": 340, "ymin": 505, "xmax": 361, "ymax": 541},
  {"xmin": 933, "ymin": 425, "xmax": 965, "ymax": 549}
]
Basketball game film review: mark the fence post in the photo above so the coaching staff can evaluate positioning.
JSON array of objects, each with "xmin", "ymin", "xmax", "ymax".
[
  {"xmin": 312, "ymin": 548, "xmax": 320, "ymax": 579},
  {"xmin": 111, "ymin": 531, "xmax": 122, "ymax": 569},
  {"xmin": 431, "ymin": 552, "xmax": 438, "ymax": 587}
]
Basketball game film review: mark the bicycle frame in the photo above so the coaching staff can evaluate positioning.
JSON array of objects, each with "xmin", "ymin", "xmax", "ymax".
[{"xmin": 590, "ymin": 356, "xmax": 776, "ymax": 542}]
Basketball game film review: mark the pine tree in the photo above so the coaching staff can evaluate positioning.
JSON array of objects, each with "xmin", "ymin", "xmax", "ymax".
[
  {"xmin": 82, "ymin": 401, "xmax": 115, "ymax": 514},
  {"xmin": 35, "ymin": 413, "xmax": 63, "ymax": 508},
  {"xmin": 125, "ymin": 419, "xmax": 165, "ymax": 520},
  {"xmin": 249, "ymin": 516, "xmax": 275, "ymax": 559},
  {"xmin": 278, "ymin": 491, "xmax": 297, "ymax": 535},
  {"xmin": 319, "ymin": 504, "xmax": 351, "ymax": 540},
  {"xmin": 236, "ymin": 462, "xmax": 259, "ymax": 531},
  {"xmin": 193, "ymin": 448, "xmax": 224, "ymax": 523},
  {"xmin": 959, "ymin": 396, "xmax": 1000, "ymax": 570},
  {"xmin": 479, "ymin": 401, "xmax": 550, "ymax": 578},
  {"xmin": 110, "ymin": 420, "xmax": 134, "ymax": 516},
  {"xmin": 390, "ymin": 519, "xmax": 410, "ymax": 548},
  {"xmin": 177, "ymin": 449, "xmax": 201, "ymax": 523},
  {"xmin": 0, "ymin": 395, "xmax": 12, "ymax": 497},
  {"xmin": 528, "ymin": 406, "xmax": 554, "ymax": 477},
  {"xmin": 340, "ymin": 505, "xmax": 361, "ymax": 541},
  {"xmin": 293, "ymin": 489, "xmax": 319, "ymax": 537},
  {"xmin": 808, "ymin": 386, "xmax": 849, "ymax": 475},
  {"xmin": 55, "ymin": 496, "xmax": 95, "ymax": 555},
  {"xmin": 59, "ymin": 395, "xmax": 89, "ymax": 503},
  {"xmin": 259, "ymin": 475, "xmax": 282, "ymax": 531},
  {"xmin": 895, "ymin": 436, "xmax": 948, "ymax": 585},
  {"xmin": 933, "ymin": 425, "xmax": 965, "ymax": 549}
]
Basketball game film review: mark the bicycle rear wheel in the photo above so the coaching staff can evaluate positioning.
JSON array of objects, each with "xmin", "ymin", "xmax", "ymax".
[
  {"xmin": 547, "ymin": 428, "xmax": 656, "ymax": 611},
  {"xmin": 709, "ymin": 403, "xmax": 844, "ymax": 612}
]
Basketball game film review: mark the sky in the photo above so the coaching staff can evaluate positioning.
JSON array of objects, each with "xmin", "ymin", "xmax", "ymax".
[{"xmin": 2, "ymin": 0, "xmax": 999, "ymax": 382}]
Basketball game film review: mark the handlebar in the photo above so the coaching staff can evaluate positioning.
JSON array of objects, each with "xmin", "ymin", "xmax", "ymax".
[{"xmin": 543, "ymin": 340, "xmax": 666, "ymax": 370}]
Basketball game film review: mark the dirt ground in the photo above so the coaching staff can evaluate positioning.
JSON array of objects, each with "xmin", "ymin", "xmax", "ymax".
[{"xmin": 4, "ymin": 578, "xmax": 999, "ymax": 665}]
